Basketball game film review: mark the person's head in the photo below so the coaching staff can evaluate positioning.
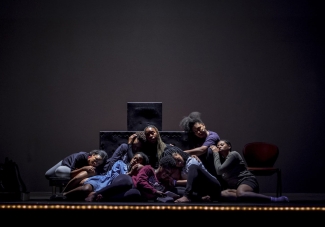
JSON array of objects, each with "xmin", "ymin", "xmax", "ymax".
[
  {"xmin": 162, "ymin": 146, "xmax": 190, "ymax": 168},
  {"xmin": 179, "ymin": 112, "xmax": 208, "ymax": 139},
  {"xmin": 216, "ymin": 140, "xmax": 232, "ymax": 152},
  {"xmin": 87, "ymin": 150, "xmax": 108, "ymax": 167},
  {"xmin": 143, "ymin": 125, "xmax": 167, "ymax": 160},
  {"xmin": 144, "ymin": 125, "xmax": 159, "ymax": 144},
  {"xmin": 155, "ymin": 155, "xmax": 177, "ymax": 181},
  {"xmin": 132, "ymin": 131, "xmax": 146, "ymax": 152},
  {"xmin": 129, "ymin": 152, "xmax": 149, "ymax": 167}
]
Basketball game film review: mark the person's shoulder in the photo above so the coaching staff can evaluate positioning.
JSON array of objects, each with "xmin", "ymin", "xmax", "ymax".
[
  {"xmin": 164, "ymin": 144, "xmax": 174, "ymax": 149},
  {"xmin": 230, "ymin": 151, "xmax": 241, "ymax": 157},
  {"xmin": 119, "ymin": 143, "xmax": 129, "ymax": 149},
  {"xmin": 138, "ymin": 165, "xmax": 154, "ymax": 174},
  {"xmin": 208, "ymin": 131, "xmax": 220, "ymax": 138},
  {"xmin": 66, "ymin": 151, "xmax": 86, "ymax": 158},
  {"xmin": 79, "ymin": 151, "xmax": 89, "ymax": 157},
  {"xmin": 143, "ymin": 165, "xmax": 153, "ymax": 169}
]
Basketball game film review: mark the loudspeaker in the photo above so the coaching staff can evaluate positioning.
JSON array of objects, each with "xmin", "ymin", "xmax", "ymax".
[{"xmin": 127, "ymin": 102, "xmax": 162, "ymax": 131}]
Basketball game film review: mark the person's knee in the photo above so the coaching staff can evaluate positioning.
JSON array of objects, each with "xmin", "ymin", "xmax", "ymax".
[
  {"xmin": 83, "ymin": 184, "xmax": 93, "ymax": 192},
  {"xmin": 55, "ymin": 166, "xmax": 71, "ymax": 178},
  {"xmin": 188, "ymin": 164, "xmax": 200, "ymax": 172},
  {"xmin": 236, "ymin": 190, "xmax": 246, "ymax": 198},
  {"xmin": 116, "ymin": 174, "xmax": 133, "ymax": 187}
]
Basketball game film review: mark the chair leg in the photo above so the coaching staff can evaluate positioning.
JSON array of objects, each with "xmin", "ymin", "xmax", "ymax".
[
  {"xmin": 52, "ymin": 186, "xmax": 56, "ymax": 195},
  {"xmin": 277, "ymin": 169, "xmax": 282, "ymax": 197}
]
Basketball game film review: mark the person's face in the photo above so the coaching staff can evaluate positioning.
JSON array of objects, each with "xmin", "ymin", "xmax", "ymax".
[
  {"xmin": 192, "ymin": 123, "xmax": 207, "ymax": 138},
  {"xmin": 216, "ymin": 141, "xmax": 231, "ymax": 152},
  {"xmin": 88, "ymin": 154, "xmax": 104, "ymax": 167},
  {"xmin": 129, "ymin": 154, "xmax": 144, "ymax": 167},
  {"xmin": 156, "ymin": 166, "xmax": 173, "ymax": 181},
  {"xmin": 132, "ymin": 138, "xmax": 142, "ymax": 152},
  {"xmin": 172, "ymin": 153, "xmax": 185, "ymax": 168},
  {"xmin": 145, "ymin": 127, "xmax": 158, "ymax": 144}
]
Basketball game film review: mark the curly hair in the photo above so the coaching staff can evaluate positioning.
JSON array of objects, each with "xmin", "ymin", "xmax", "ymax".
[
  {"xmin": 159, "ymin": 155, "xmax": 177, "ymax": 169},
  {"xmin": 179, "ymin": 111, "xmax": 204, "ymax": 133},
  {"xmin": 162, "ymin": 146, "xmax": 190, "ymax": 162}
]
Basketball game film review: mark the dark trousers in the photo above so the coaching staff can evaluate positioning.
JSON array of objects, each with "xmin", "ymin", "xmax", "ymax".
[
  {"xmin": 97, "ymin": 174, "xmax": 142, "ymax": 202},
  {"xmin": 183, "ymin": 165, "xmax": 221, "ymax": 201}
]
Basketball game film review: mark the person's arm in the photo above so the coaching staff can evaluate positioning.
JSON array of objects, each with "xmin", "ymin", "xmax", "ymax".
[
  {"xmin": 175, "ymin": 179, "xmax": 187, "ymax": 186},
  {"xmin": 184, "ymin": 145, "xmax": 208, "ymax": 156},
  {"xmin": 107, "ymin": 144, "xmax": 129, "ymax": 169},
  {"xmin": 184, "ymin": 131, "xmax": 220, "ymax": 156},
  {"xmin": 136, "ymin": 166, "xmax": 157, "ymax": 195},
  {"xmin": 70, "ymin": 166, "xmax": 96, "ymax": 178},
  {"xmin": 214, "ymin": 151, "xmax": 240, "ymax": 175},
  {"xmin": 127, "ymin": 163, "xmax": 143, "ymax": 176}
]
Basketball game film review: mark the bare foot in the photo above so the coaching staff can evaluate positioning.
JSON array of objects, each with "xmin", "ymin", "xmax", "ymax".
[
  {"xmin": 201, "ymin": 195, "xmax": 211, "ymax": 202},
  {"xmin": 96, "ymin": 194, "xmax": 103, "ymax": 201},
  {"xmin": 175, "ymin": 196, "xmax": 191, "ymax": 203},
  {"xmin": 85, "ymin": 192, "xmax": 97, "ymax": 202}
]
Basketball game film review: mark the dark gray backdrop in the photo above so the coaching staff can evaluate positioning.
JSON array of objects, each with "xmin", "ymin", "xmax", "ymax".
[{"xmin": 1, "ymin": 0, "xmax": 324, "ymax": 194}]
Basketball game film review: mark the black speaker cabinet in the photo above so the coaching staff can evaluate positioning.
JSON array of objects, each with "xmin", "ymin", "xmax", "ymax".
[{"xmin": 127, "ymin": 102, "xmax": 162, "ymax": 131}]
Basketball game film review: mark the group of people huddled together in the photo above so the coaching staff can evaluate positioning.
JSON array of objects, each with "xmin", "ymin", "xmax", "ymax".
[{"xmin": 45, "ymin": 112, "xmax": 289, "ymax": 203}]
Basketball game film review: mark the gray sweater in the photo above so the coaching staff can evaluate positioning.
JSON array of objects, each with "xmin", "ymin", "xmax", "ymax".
[{"xmin": 213, "ymin": 151, "xmax": 255, "ymax": 189}]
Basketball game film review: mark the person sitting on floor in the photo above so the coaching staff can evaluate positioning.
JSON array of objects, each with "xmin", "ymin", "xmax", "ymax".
[
  {"xmin": 211, "ymin": 139, "xmax": 289, "ymax": 203},
  {"xmin": 179, "ymin": 112, "xmax": 221, "ymax": 182},
  {"xmin": 142, "ymin": 125, "xmax": 173, "ymax": 169},
  {"xmin": 162, "ymin": 146, "xmax": 221, "ymax": 203}
]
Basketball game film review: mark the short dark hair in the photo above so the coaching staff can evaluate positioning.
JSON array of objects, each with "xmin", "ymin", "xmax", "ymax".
[
  {"xmin": 162, "ymin": 146, "xmax": 190, "ymax": 162},
  {"xmin": 159, "ymin": 155, "xmax": 177, "ymax": 169}
]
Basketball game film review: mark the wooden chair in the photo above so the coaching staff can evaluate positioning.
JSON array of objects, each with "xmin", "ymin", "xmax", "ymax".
[{"xmin": 242, "ymin": 142, "xmax": 282, "ymax": 197}]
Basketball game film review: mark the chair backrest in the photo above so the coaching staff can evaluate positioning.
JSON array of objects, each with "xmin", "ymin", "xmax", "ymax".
[{"xmin": 242, "ymin": 142, "xmax": 279, "ymax": 167}]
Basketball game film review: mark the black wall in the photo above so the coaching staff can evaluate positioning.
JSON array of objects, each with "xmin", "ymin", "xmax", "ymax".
[{"xmin": 1, "ymin": 0, "xmax": 324, "ymax": 193}]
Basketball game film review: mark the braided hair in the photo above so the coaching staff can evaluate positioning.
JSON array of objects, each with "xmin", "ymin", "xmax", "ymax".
[{"xmin": 179, "ymin": 111, "xmax": 204, "ymax": 133}]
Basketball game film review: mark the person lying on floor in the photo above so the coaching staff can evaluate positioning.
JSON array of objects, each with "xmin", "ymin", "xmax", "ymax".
[
  {"xmin": 211, "ymin": 139, "xmax": 289, "ymax": 203},
  {"xmin": 161, "ymin": 146, "xmax": 221, "ymax": 203},
  {"xmin": 85, "ymin": 155, "xmax": 178, "ymax": 202},
  {"xmin": 60, "ymin": 152, "xmax": 149, "ymax": 201}
]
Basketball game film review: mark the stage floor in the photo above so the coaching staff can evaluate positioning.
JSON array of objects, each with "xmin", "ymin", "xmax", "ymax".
[{"xmin": 1, "ymin": 193, "xmax": 325, "ymax": 224}]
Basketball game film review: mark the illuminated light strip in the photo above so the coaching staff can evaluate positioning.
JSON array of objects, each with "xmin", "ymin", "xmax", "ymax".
[{"xmin": 1, "ymin": 204, "xmax": 325, "ymax": 211}]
